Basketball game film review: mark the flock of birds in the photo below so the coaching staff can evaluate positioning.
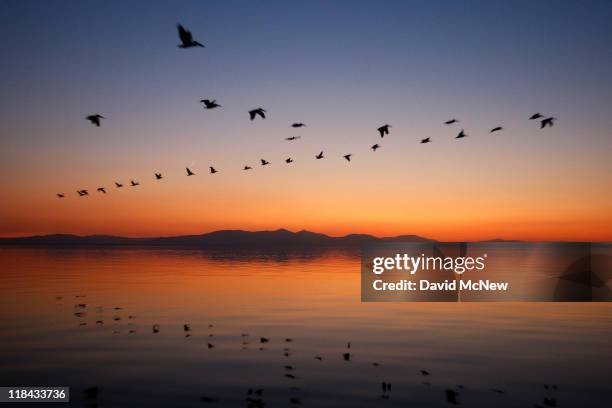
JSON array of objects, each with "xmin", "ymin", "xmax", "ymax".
[
  {"xmin": 59, "ymin": 294, "xmax": 562, "ymax": 407},
  {"xmin": 55, "ymin": 24, "xmax": 557, "ymax": 199}
]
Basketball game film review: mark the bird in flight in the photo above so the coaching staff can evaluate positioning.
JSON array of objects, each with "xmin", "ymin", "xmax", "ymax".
[
  {"xmin": 97, "ymin": 187, "xmax": 106, "ymax": 194},
  {"xmin": 155, "ymin": 173, "xmax": 163, "ymax": 180},
  {"xmin": 177, "ymin": 24, "xmax": 204, "ymax": 48},
  {"xmin": 285, "ymin": 158, "xmax": 294, "ymax": 164},
  {"xmin": 114, "ymin": 182, "xmax": 123, "ymax": 188},
  {"xmin": 260, "ymin": 159, "xmax": 270, "ymax": 166},
  {"xmin": 86, "ymin": 114, "xmax": 104, "ymax": 127},
  {"xmin": 249, "ymin": 108, "xmax": 266, "ymax": 120},
  {"xmin": 529, "ymin": 113, "xmax": 544, "ymax": 120},
  {"xmin": 371, "ymin": 144, "xmax": 380, "ymax": 151},
  {"xmin": 285, "ymin": 136, "xmax": 301, "ymax": 141},
  {"xmin": 209, "ymin": 167, "xmax": 218, "ymax": 174},
  {"xmin": 291, "ymin": 123, "xmax": 306, "ymax": 128},
  {"xmin": 540, "ymin": 117, "xmax": 555, "ymax": 128},
  {"xmin": 445, "ymin": 119, "xmax": 458, "ymax": 125},
  {"xmin": 77, "ymin": 190, "xmax": 88, "ymax": 196},
  {"xmin": 343, "ymin": 154, "xmax": 352, "ymax": 162},
  {"xmin": 56, "ymin": 193, "xmax": 65, "ymax": 198},
  {"xmin": 455, "ymin": 130, "xmax": 467, "ymax": 139},
  {"xmin": 421, "ymin": 137, "xmax": 431, "ymax": 144},
  {"xmin": 200, "ymin": 99, "xmax": 221, "ymax": 109},
  {"xmin": 243, "ymin": 166, "xmax": 252, "ymax": 170},
  {"xmin": 186, "ymin": 167, "xmax": 195, "ymax": 176},
  {"xmin": 490, "ymin": 126, "xmax": 503, "ymax": 133},
  {"xmin": 315, "ymin": 151, "xmax": 324, "ymax": 159},
  {"xmin": 130, "ymin": 180, "xmax": 139, "ymax": 186},
  {"xmin": 377, "ymin": 124, "xmax": 391, "ymax": 138}
]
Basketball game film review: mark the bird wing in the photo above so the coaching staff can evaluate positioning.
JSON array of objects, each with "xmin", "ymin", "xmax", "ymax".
[
  {"xmin": 258, "ymin": 110, "xmax": 266, "ymax": 118},
  {"xmin": 249, "ymin": 111, "xmax": 256, "ymax": 120},
  {"xmin": 177, "ymin": 24, "xmax": 192, "ymax": 43}
]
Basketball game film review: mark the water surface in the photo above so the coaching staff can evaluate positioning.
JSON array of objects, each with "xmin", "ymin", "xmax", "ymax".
[{"xmin": 1, "ymin": 248, "xmax": 611, "ymax": 407}]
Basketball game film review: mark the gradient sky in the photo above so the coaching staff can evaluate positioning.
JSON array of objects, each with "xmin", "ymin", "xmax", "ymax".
[{"xmin": 1, "ymin": 0, "xmax": 611, "ymax": 240}]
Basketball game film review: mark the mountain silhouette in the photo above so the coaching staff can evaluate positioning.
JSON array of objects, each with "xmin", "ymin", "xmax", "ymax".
[{"xmin": 0, "ymin": 229, "xmax": 432, "ymax": 248}]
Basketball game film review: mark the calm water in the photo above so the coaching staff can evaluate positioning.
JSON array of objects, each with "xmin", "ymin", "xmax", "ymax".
[{"xmin": 0, "ymin": 248, "xmax": 611, "ymax": 407}]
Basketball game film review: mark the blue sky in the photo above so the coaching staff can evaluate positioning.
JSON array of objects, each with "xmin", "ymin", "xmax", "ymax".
[{"xmin": 0, "ymin": 0, "xmax": 611, "ymax": 238}]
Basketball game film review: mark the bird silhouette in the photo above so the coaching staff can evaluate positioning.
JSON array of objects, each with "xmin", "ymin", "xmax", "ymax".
[
  {"xmin": 152, "ymin": 324, "xmax": 160, "ymax": 333},
  {"xmin": 455, "ymin": 130, "xmax": 467, "ymax": 138},
  {"xmin": 177, "ymin": 24, "xmax": 204, "ymax": 48},
  {"xmin": 286, "ymin": 158, "xmax": 294, "ymax": 164},
  {"xmin": 200, "ymin": 99, "xmax": 221, "ymax": 109},
  {"xmin": 291, "ymin": 123, "xmax": 306, "ymax": 128},
  {"xmin": 540, "ymin": 117, "xmax": 556, "ymax": 128},
  {"xmin": 86, "ymin": 114, "xmax": 104, "ymax": 127},
  {"xmin": 490, "ymin": 126, "xmax": 503, "ymax": 133},
  {"xmin": 184, "ymin": 324, "xmax": 191, "ymax": 332},
  {"xmin": 343, "ymin": 154, "xmax": 352, "ymax": 162},
  {"xmin": 260, "ymin": 337, "xmax": 270, "ymax": 343},
  {"xmin": 371, "ymin": 144, "xmax": 380, "ymax": 151},
  {"xmin": 243, "ymin": 166, "xmax": 252, "ymax": 170},
  {"xmin": 209, "ymin": 166, "xmax": 218, "ymax": 174},
  {"xmin": 530, "ymin": 113, "xmax": 544, "ymax": 120},
  {"xmin": 97, "ymin": 187, "xmax": 106, "ymax": 194},
  {"xmin": 285, "ymin": 136, "xmax": 301, "ymax": 141},
  {"xmin": 77, "ymin": 190, "xmax": 88, "ymax": 196},
  {"xmin": 155, "ymin": 173, "xmax": 163, "ymax": 180},
  {"xmin": 57, "ymin": 193, "xmax": 65, "ymax": 198},
  {"xmin": 249, "ymin": 108, "xmax": 266, "ymax": 120},
  {"xmin": 315, "ymin": 151, "xmax": 324, "ymax": 159},
  {"xmin": 130, "ymin": 180, "xmax": 139, "ymax": 186},
  {"xmin": 115, "ymin": 182, "xmax": 123, "ymax": 188},
  {"xmin": 377, "ymin": 124, "xmax": 391, "ymax": 138},
  {"xmin": 343, "ymin": 352, "xmax": 351, "ymax": 361},
  {"xmin": 445, "ymin": 119, "xmax": 458, "ymax": 125},
  {"xmin": 445, "ymin": 389, "xmax": 459, "ymax": 405},
  {"xmin": 184, "ymin": 167, "xmax": 195, "ymax": 176},
  {"xmin": 260, "ymin": 159, "xmax": 270, "ymax": 166},
  {"xmin": 420, "ymin": 370, "xmax": 430, "ymax": 376}
]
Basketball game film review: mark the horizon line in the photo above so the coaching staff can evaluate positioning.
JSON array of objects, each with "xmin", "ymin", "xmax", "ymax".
[{"xmin": 0, "ymin": 228, "xmax": 609, "ymax": 243}]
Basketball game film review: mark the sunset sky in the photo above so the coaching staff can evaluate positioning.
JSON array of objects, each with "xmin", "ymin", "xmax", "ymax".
[{"xmin": 1, "ymin": 0, "xmax": 611, "ymax": 241}]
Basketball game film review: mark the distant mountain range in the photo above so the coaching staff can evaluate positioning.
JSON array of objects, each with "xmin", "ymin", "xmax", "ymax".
[{"xmin": 0, "ymin": 229, "xmax": 434, "ymax": 248}]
